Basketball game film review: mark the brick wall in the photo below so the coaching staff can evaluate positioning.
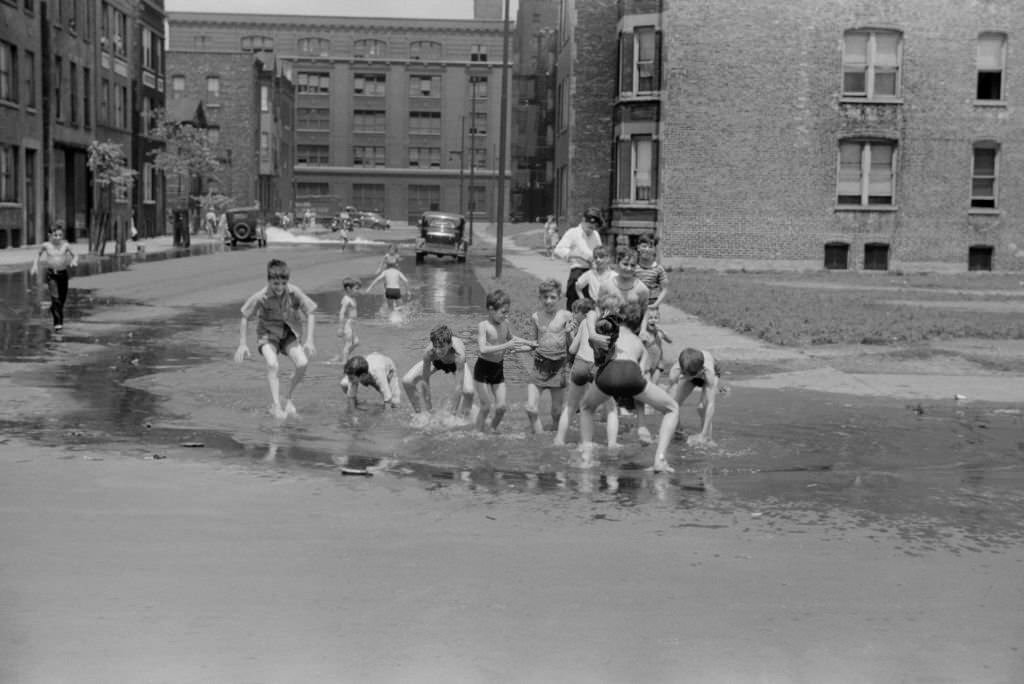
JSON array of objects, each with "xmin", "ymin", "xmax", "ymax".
[{"xmin": 660, "ymin": 0, "xmax": 1024, "ymax": 271}]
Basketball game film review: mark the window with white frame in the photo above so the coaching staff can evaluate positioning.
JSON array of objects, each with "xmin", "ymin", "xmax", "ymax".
[
  {"xmin": 353, "ymin": 73, "xmax": 385, "ymax": 96},
  {"xmin": 971, "ymin": 143, "xmax": 998, "ymax": 209},
  {"xmin": 842, "ymin": 29, "xmax": 901, "ymax": 99},
  {"xmin": 837, "ymin": 140, "xmax": 896, "ymax": 206},
  {"xmin": 409, "ymin": 75, "xmax": 440, "ymax": 97},
  {"xmin": 298, "ymin": 37, "xmax": 330, "ymax": 55},
  {"xmin": 977, "ymin": 33, "xmax": 1006, "ymax": 101},
  {"xmin": 470, "ymin": 44, "xmax": 487, "ymax": 62},
  {"xmin": 616, "ymin": 135, "xmax": 657, "ymax": 201},
  {"xmin": 353, "ymin": 146, "xmax": 385, "ymax": 166},
  {"xmin": 619, "ymin": 27, "xmax": 660, "ymax": 95},
  {"xmin": 408, "ymin": 147, "xmax": 440, "ymax": 168},
  {"xmin": 206, "ymin": 75, "xmax": 219, "ymax": 98},
  {"xmin": 410, "ymin": 41, "xmax": 441, "ymax": 61},
  {"xmin": 296, "ymin": 72, "xmax": 329, "ymax": 94},
  {"xmin": 354, "ymin": 39, "xmax": 386, "ymax": 58}
]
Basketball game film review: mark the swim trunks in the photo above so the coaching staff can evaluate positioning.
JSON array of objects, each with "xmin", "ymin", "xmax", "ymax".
[
  {"xmin": 472, "ymin": 357, "xmax": 505, "ymax": 385},
  {"xmin": 258, "ymin": 326, "xmax": 300, "ymax": 356},
  {"xmin": 385, "ymin": 287, "xmax": 401, "ymax": 300},
  {"xmin": 595, "ymin": 359, "xmax": 647, "ymax": 399},
  {"xmin": 432, "ymin": 357, "xmax": 457, "ymax": 374},
  {"xmin": 569, "ymin": 357, "xmax": 595, "ymax": 386}
]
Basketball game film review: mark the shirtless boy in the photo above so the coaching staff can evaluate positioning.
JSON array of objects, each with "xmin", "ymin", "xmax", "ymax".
[
  {"xmin": 30, "ymin": 224, "xmax": 79, "ymax": 331},
  {"xmin": 334, "ymin": 277, "xmax": 360, "ymax": 365},
  {"xmin": 401, "ymin": 324, "xmax": 475, "ymax": 416},
  {"xmin": 366, "ymin": 263, "xmax": 409, "ymax": 311},
  {"xmin": 473, "ymin": 289, "xmax": 534, "ymax": 432},
  {"xmin": 669, "ymin": 347, "xmax": 722, "ymax": 446},
  {"xmin": 525, "ymin": 279, "xmax": 573, "ymax": 433}
]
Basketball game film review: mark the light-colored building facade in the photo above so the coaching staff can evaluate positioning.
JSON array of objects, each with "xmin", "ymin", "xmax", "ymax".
[{"xmin": 166, "ymin": 7, "xmax": 511, "ymax": 224}]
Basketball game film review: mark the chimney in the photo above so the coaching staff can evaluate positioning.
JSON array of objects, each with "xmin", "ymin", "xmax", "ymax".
[{"xmin": 474, "ymin": 0, "xmax": 501, "ymax": 20}]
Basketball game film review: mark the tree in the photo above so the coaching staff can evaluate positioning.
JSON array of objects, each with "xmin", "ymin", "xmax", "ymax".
[
  {"xmin": 147, "ymin": 107, "xmax": 223, "ymax": 246},
  {"xmin": 87, "ymin": 140, "xmax": 137, "ymax": 255}
]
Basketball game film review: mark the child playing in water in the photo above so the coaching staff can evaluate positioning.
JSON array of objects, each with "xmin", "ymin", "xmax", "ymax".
[
  {"xmin": 366, "ymin": 262, "xmax": 409, "ymax": 312},
  {"xmin": 669, "ymin": 347, "xmax": 722, "ymax": 446},
  {"xmin": 342, "ymin": 353, "xmax": 401, "ymax": 410},
  {"xmin": 595, "ymin": 246, "xmax": 650, "ymax": 314},
  {"xmin": 376, "ymin": 244, "xmax": 401, "ymax": 275},
  {"xmin": 525, "ymin": 279, "xmax": 574, "ymax": 433},
  {"xmin": 401, "ymin": 323, "xmax": 475, "ymax": 417},
  {"xmin": 578, "ymin": 301, "xmax": 679, "ymax": 472},
  {"xmin": 635, "ymin": 232, "xmax": 669, "ymax": 308},
  {"xmin": 473, "ymin": 289, "xmax": 534, "ymax": 432},
  {"xmin": 30, "ymin": 223, "xmax": 78, "ymax": 331},
  {"xmin": 574, "ymin": 245, "xmax": 615, "ymax": 303},
  {"xmin": 334, "ymin": 277, "xmax": 360, "ymax": 365},
  {"xmin": 235, "ymin": 259, "xmax": 317, "ymax": 419}
]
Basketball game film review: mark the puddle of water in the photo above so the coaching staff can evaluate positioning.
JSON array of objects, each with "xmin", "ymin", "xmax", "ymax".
[{"xmin": 3, "ymin": 246, "xmax": 1024, "ymax": 554}]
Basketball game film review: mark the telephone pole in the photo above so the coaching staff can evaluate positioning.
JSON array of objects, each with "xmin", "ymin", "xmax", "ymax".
[{"xmin": 494, "ymin": 0, "xmax": 512, "ymax": 278}]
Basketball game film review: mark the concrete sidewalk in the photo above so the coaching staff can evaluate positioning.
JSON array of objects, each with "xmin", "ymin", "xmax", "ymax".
[
  {"xmin": 475, "ymin": 224, "xmax": 1024, "ymax": 403},
  {"xmin": 0, "ymin": 233, "xmax": 224, "ymax": 271}
]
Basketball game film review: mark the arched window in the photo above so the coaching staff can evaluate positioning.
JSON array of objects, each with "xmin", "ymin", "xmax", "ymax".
[
  {"xmin": 354, "ymin": 39, "xmax": 387, "ymax": 58},
  {"xmin": 410, "ymin": 40, "xmax": 442, "ymax": 60},
  {"xmin": 298, "ymin": 37, "xmax": 330, "ymax": 55},
  {"xmin": 241, "ymin": 35, "xmax": 274, "ymax": 53}
]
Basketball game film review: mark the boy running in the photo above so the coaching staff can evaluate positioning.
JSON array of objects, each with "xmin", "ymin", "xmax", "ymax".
[
  {"xmin": 30, "ymin": 223, "xmax": 78, "ymax": 331},
  {"xmin": 401, "ymin": 324, "xmax": 475, "ymax": 416},
  {"xmin": 473, "ymin": 289, "xmax": 534, "ymax": 432},
  {"xmin": 235, "ymin": 259, "xmax": 317, "ymax": 419},
  {"xmin": 366, "ymin": 263, "xmax": 409, "ymax": 312}
]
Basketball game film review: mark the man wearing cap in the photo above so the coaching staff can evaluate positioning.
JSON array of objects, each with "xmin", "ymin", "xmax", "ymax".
[{"xmin": 553, "ymin": 207, "xmax": 604, "ymax": 309}]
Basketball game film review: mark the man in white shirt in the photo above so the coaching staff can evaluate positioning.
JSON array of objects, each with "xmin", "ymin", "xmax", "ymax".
[{"xmin": 553, "ymin": 207, "xmax": 604, "ymax": 308}]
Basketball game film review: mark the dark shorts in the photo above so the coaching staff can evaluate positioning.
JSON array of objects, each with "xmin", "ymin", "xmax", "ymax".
[
  {"xmin": 569, "ymin": 357, "xmax": 596, "ymax": 386},
  {"xmin": 529, "ymin": 354, "xmax": 566, "ymax": 389},
  {"xmin": 257, "ymin": 327, "xmax": 300, "ymax": 356},
  {"xmin": 595, "ymin": 360, "xmax": 647, "ymax": 399},
  {"xmin": 473, "ymin": 357, "xmax": 505, "ymax": 385},
  {"xmin": 385, "ymin": 287, "xmax": 401, "ymax": 300}
]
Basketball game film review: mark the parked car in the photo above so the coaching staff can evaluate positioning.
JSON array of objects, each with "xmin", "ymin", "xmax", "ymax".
[
  {"xmin": 415, "ymin": 211, "xmax": 467, "ymax": 264},
  {"xmin": 357, "ymin": 211, "xmax": 390, "ymax": 230},
  {"xmin": 223, "ymin": 207, "xmax": 267, "ymax": 247}
]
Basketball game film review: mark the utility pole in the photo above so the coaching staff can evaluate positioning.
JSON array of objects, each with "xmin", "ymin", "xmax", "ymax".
[
  {"xmin": 467, "ymin": 78, "xmax": 478, "ymax": 247},
  {"xmin": 494, "ymin": 0, "xmax": 511, "ymax": 278},
  {"xmin": 459, "ymin": 115, "xmax": 466, "ymax": 222}
]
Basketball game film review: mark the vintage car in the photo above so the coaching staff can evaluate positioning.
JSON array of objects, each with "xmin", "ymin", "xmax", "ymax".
[
  {"xmin": 223, "ymin": 207, "xmax": 267, "ymax": 247},
  {"xmin": 415, "ymin": 211, "xmax": 467, "ymax": 264}
]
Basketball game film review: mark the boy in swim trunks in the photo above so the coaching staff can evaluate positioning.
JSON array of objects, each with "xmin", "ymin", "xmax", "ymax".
[
  {"xmin": 342, "ymin": 352, "xmax": 401, "ymax": 410},
  {"xmin": 235, "ymin": 259, "xmax": 317, "ymax": 419},
  {"xmin": 669, "ymin": 347, "xmax": 722, "ymax": 446},
  {"xmin": 578, "ymin": 301, "xmax": 679, "ymax": 472},
  {"xmin": 334, "ymin": 276, "xmax": 360, "ymax": 365},
  {"xmin": 525, "ymin": 279, "xmax": 574, "ymax": 433},
  {"xmin": 473, "ymin": 289, "xmax": 534, "ymax": 432},
  {"xmin": 30, "ymin": 223, "xmax": 78, "ymax": 331},
  {"xmin": 401, "ymin": 324, "xmax": 475, "ymax": 416},
  {"xmin": 366, "ymin": 262, "xmax": 409, "ymax": 312}
]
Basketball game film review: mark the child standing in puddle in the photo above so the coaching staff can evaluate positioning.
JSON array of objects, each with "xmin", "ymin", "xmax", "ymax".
[
  {"xmin": 235, "ymin": 259, "xmax": 317, "ymax": 419},
  {"xmin": 366, "ymin": 261, "xmax": 409, "ymax": 312},
  {"xmin": 333, "ymin": 276, "xmax": 360, "ymax": 366},
  {"xmin": 30, "ymin": 223, "xmax": 79, "ymax": 331},
  {"xmin": 401, "ymin": 323, "xmax": 475, "ymax": 417},
  {"xmin": 473, "ymin": 289, "xmax": 534, "ymax": 432},
  {"xmin": 525, "ymin": 279, "xmax": 573, "ymax": 433}
]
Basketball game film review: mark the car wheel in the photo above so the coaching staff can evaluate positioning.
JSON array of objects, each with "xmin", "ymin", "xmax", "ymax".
[
  {"xmin": 232, "ymin": 223, "xmax": 253, "ymax": 241},
  {"xmin": 415, "ymin": 252, "xmax": 424, "ymax": 264}
]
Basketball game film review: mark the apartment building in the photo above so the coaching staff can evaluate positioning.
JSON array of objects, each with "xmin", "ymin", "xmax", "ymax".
[
  {"xmin": 166, "ymin": 5, "xmax": 510, "ymax": 224},
  {"xmin": 561, "ymin": 0, "xmax": 1024, "ymax": 271}
]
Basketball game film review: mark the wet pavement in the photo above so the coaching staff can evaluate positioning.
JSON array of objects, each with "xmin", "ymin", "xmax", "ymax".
[{"xmin": 2, "ymin": 243, "xmax": 1023, "ymax": 558}]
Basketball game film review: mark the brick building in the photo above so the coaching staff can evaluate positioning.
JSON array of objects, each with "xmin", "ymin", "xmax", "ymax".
[
  {"xmin": 564, "ymin": 0, "xmax": 1024, "ymax": 271},
  {"xmin": 166, "ymin": 4, "xmax": 511, "ymax": 225}
]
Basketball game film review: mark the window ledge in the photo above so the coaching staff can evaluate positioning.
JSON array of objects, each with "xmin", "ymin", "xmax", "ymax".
[
  {"xmin": 834, "ymin": 205, "xmax": 898, "ymax": 213},
  {"xmin": 839, "ymin": 97, "xmax": 904, "ymax": 105},
  {"xmin": 205, "ymin": 103, "xmax": 221, "ymax": 108},
  {"xmin": 968, "ymin": 208, "xmax": 1000, "ymax": 216},
  {"xmin": 0, "ymin": 99, "xmax": 19, "ymax": 111},
  {"xmin": 973, "ymin": 100, "xmax": 1007, "ymax": 108}
]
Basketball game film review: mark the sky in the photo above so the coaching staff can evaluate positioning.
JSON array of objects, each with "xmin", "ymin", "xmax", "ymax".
[{"xmin": 164, "ymin": 0, "xmax": 519, "ymax": 20}]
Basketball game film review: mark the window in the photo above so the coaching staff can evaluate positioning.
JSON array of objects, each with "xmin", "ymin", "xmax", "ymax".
[
  {"xmin": 824, "ymin": 242, "xmax": 849, "ymax": 270},
  {"xmin": 296, "ymin": 182, "xmax": 329, "ymax": 196},
  {"xmin": 260, "ymin": 85, "xmax": 269, "ymax": 112},
  {"xmin": 296, "ymin": 72, "xmax": 330, "ymax": 94},
  {"xmin": 469, "ymin": 111, "xmax": 486, "ymax": 136},
  {"xmin": 0, "ymin": 41, "xmax": 16, "ymax": 103},
  {"xmin": 206, "ymin": 75, "xmax": 219, "ymax": 98},
  {"xmin": 100, "ymin": 2, "xmax": 109, "ymax": 49},
  {"xmin": 616, "ymin": 135, "xmax": 658, "ymax": 201},
  {"xmin": 864, "ymin": 243, "xmax": 889, "ymax": 270},
  {"xmin": 620, "ymin": 27, "xmax": 660, "ymax": 94},
  {"xmin": 298, "ymin": 37, "xmax": 330, "ymax": 54},
  {"xmin": 469, "ymin": 75, "xmax": 488, "ymax": 98},
  {"xmin": 977, "ymin": 33, "xmax": 1006, "ymax": 101},
  {"xmin": 353, "ymin": 109, "xmax": 385, "ymax": 132},
  {"xmin": 968, "ymin": 245, "xmax": 993, "ymax": 271},
  {"xmin": 24, "ymin": 50, "xmax": 35, "ymax": 108},
  {"xmin": 842, "ymin": 30, "xmax": 901, "ymax": 99},
  {"xmin": 408, "ymin": 184, "xmax": 440, "ymax": 214},
  {"xmin": 971, "ymin": 143, "xmax": 998, "ymax": 209},
  {"xmin": 353, "ymin": 73, "xmax": 386, "ymax": 96},
  {"xmin": 354, "ymin": 39, "xmax": 386, "ymax": 58},
  {"xmin": 206, "ymin": 126, "xmax": 219, "ymax": 146},
  {"xmin": 409, "ymin": 75, "xmax": 440, "ymax": 97},
  {"xmin": 410, "ymin": 111, "xmax": 441, "ymax": 135},
  {"xmin": 142, "ymin": 162, "xmax": 154, "ymax": 202},
  {"xmin": 353, "ymin": 146, "xmax": 385, "ymax": 166},
  {"xmin": 469, "ymin": 184, "xmax": 486, "ymax": 214},
  {"xmin": 0, "ymin": 144, "xmax": 16, "ymax": 202},
  {"xmin": 171, "ymin": 74, "xmax": 184, "ymax": 96},
  {"xmin": 142, "ymin": 29, "xmax": 153, "ymax": 69},
  {"xmin": 410, "ymin": 41, "xmax": 441, "ymax": 60},
  {"xmin": 241, "ymin": 35, "xmax": 274, "ymax": 53},
  {"xmin": 408, "ymin": 147, "xmax": 441, "ymax": 168},
  {"xmin": 100, "ymin": 78, "xmax": 109, "ymax": 124},
  {"xmin": 470, "ymin": 44, "xmax": 487, "ymax": 62},
  {"xmin": 112, "ymin": 8, "xmax": 126, "ymax": 56},
  {"xmin": 837, "ymin": 140, "xmax": 895, "ymax": 206},
  {"xmin": 297, "ymin": 106, "xmax": 330, "ymax": 129},
  {"xmin": 24, "ymin": 0, "xmax": 34, "ymax": 14},
  {"xmin": 353, "ymin": 184, "xmax": 385, "ymax": 211},
  {"xmin": 67, "ymin": 0, "xmax": 77, "ymax": 31},
  {"xmin": 140, "ymin": 96, "xmax": 150, "ymax": 133},
  {"xmin": 471, "ymin": 147, "xmax": 486, "ymax": 169},
  {"xmin": 296, "ymin": 144, "xmax": 329, "ymax": 165},
  {"xmin": 82, "ymin": 66, "xmax": 88, "ymax": 127},
  {"xmin": 54, "ymin": 56, "xmax": 62, "ymax": 120},
  {"xmin": 115, "ymin": 84, "xmax": 126, "ymax": 128},
  {"xmin": 69, "ymin": 62, "xmax": 77, "ymax": 125}
]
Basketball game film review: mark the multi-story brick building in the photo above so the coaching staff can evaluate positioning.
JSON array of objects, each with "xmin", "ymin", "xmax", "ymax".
[
  {"xmin": 134, "ymin": 0, "xmax": 168, "ymax": 238},
  {"xmin": 166, "ymin": 4, "xmax": 511, "ymax": 225},
  {"xmin": 0, "ymin": 0, "xmax": 167, "ymax": 250},
  {"xmin": 564, "ymin": 0, "xmax": 1024, "ymax": 271}
]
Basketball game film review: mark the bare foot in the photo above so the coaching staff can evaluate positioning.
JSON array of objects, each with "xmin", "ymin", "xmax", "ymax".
[
  {"xmin": 607, "ymin": 441, "xmax": 622, "ymax": 450},
  {"xmin": 637, "ymin": 426, "xmax": 653, "ymax": 445},
  {"xmin": 687, "ymin": 434, "xmax": 715, "ymax": 447},
  {"xmin": 647, "ymin": 456, "xmax": 675, "ymax": 473},
  {"xmin": 284, "ymin": 400, "xmax": 298, "ymax": 417},
  {"xmin": 553, "ymin": 436, "xmax": 566, "ymax": 446},
  {"xmin": 270, "ymin": 405, "xmax": 288, "ymax": 420}
]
